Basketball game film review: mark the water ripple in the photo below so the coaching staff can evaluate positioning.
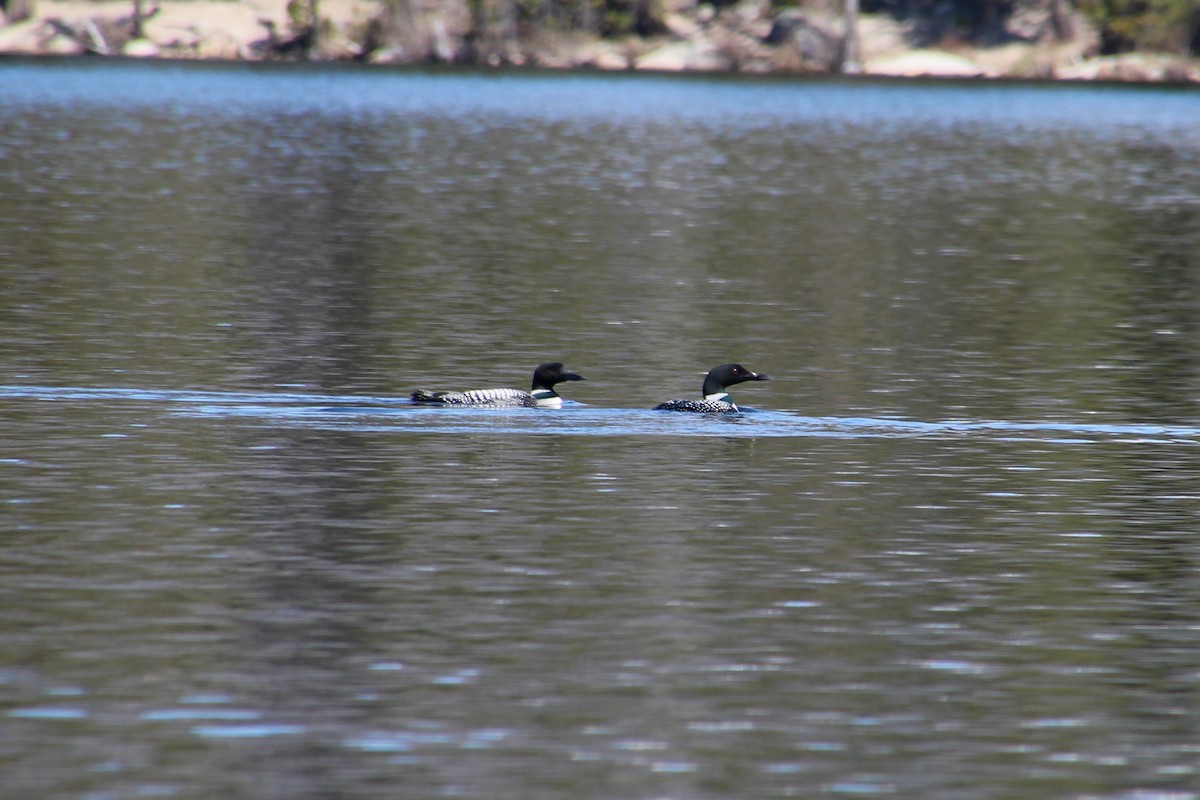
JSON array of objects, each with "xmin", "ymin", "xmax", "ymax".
[{"xmin": 4, "ymin": 384, "xmax": 1200, "ymax": 444}]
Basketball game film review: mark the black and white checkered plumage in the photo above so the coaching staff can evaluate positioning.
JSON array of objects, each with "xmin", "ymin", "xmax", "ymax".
[
  {"xmin": 654, "ymin": 363, "xmax": 771, "ymax": 413},
  {"xmin": 412, "ymin": 387, "xmax": 540, "ymax": 407},
  {"xmin": 654, "ymin": 397, "xmax": 742, "ymax": 413},
  {"xmin": 411, "ymin": 362, "xmax": 586, "ymax": 408}
]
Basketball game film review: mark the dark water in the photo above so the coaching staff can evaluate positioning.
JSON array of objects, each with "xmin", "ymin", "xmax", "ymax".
[{"xmin": 2, "ymin": 60, "xmax": 1200, "ymax": 799}]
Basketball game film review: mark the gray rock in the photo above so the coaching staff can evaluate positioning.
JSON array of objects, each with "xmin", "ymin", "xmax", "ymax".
[{"xmin": 764, "ymin": 9, "xmax": 841, "ymax": 70}]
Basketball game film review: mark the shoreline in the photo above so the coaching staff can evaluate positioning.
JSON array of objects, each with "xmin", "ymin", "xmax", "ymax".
[{"xmin": 1, "ymin": 0, "xmax": 1197, "ymax": 84}]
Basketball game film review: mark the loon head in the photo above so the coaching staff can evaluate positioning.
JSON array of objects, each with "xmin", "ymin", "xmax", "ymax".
[
  {"xmin": 701, "ymin": 363, "xmax": 771, "ymax": 398},
  {"xmin": 531, "ymin": 362, "xmax": 587, "ymax": 392}
]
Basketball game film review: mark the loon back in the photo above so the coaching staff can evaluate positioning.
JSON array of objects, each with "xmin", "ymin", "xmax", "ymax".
[
  {"xmin": 654, "ymin": 397, "xmax": 740, "ymax": 413},
  {"xmin": 411, "ymin": 362, "xmax": 586, "ymax": 408},
  {"xmin": 653, "ymin": 363, "xmax": 771, "ymax": 414},
  {"xmin": 411, "ymin": 388, "xmax": 539, "ymax": 407}
]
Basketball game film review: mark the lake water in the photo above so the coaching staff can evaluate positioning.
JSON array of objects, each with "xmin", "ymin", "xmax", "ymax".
[{"xmin": 2, "ymin": 59, "xmax": 1200, "ymax": 799}]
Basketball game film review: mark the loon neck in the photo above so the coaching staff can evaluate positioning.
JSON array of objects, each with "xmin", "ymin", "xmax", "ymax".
[
  {"xmin": 705, "ymin": 391, "xmax": 737, "ymax": 410},
  {"xmin": 531, "ymin": 388, "xmax": 562, "ymax": 407}
]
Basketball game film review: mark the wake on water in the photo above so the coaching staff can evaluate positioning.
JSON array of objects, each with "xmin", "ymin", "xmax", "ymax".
[{"xmin": 4, "ymin": 384, "xmax": 1199, "ymax": 444}]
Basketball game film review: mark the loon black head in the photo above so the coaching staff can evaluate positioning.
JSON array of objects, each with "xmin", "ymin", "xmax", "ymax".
[
  {"xmin": 702, "ymin": 363, "xmax": 771, "ymax": 397},
  {"xmin": 531, "ymin": 362, "xmax": 587, "ymax": 392}
]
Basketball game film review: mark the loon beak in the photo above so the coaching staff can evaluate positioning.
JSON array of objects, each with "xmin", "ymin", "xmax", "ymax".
[
  {"xmin": 563, "ymin": 372, "xmax": 587, "ymax": 382},
  {"xmin": 749, "ymin": 372, "xmax": 771, "ymax": 381}
]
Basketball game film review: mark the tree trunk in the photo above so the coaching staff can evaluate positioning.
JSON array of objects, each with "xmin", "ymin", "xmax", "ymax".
[
  {"xmin": 839, "ymin": 0, "xmax": 861, "ymax": 73},
  {"xmin": 465, "ymin": 0, "xmax": 486, "ymax": 61},
  {"xmin": 1048, "ymin": 0, "xmax": 1073, "ymax": 41},
  {"xmin": 131, "ymin": 0, "xmax": 144, "ymax": 38},
  {"xmin": 307, "ymin": 0, "xmax": 320, "ymax": 55}
]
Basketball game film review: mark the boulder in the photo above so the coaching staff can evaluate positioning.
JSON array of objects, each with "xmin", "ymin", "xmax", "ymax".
[
  {"xmin": 1055, "ymin": 53, "xmax": 1199, "ymax": 83},
  {"xmin": 764, "ymin": 9, "xmax": 841, "ymax": 71},
  {"xmin": 122, "ymin": 36, "xmax": 159, "ymax": 56},
  {"xmin": 636, "ymin": 39, "xmax": 731, "ymax": 72},
  {"xmin": 866, "ymin": 49, "xmax": 996, "ymax": 78}
]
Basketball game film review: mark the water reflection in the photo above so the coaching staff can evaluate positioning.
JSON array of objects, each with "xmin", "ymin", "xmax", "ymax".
[{"xmin": 3, "ymin": 61, "xmax": 1200, "ymax": 800}]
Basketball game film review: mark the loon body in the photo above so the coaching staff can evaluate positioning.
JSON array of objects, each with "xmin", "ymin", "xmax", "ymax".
[
  {"xmin": 654, "ymin": 363, "xmax": 771, "ymax": 413},
  {"xmin": 411, "ymin": 362, "xmax": 586, "ymax": 408}
]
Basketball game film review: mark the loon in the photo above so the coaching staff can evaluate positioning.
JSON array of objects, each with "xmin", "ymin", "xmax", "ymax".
[
  {"xmin": 654, "ymin": 363, "xmax": 771, "ymax": 413},
  {"xmin": 411, "ymin": 362, "xmax": 586, "ymax": 408}
]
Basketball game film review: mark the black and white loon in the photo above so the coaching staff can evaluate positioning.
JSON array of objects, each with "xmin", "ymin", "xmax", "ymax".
[
  {"xmin": 411, "ymin": 362, "xmax": 586, "ymax": 408},
  {"xmin": 654, "ymin": 363, "xmax": 771, "ymax": 413}
]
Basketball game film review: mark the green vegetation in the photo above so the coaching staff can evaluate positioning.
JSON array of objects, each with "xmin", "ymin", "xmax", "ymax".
[
  {"xmin": 517, "ymin": 0, "xmax": 666, "ymax": 37},
  {"xmin": 475, "ymin": 0, "xmax": 1198, "ymax": 55},
  {"xmin": 1078, "ymin": 0, "xmax": 1200, "ymax": 54},
  {"xmin": 857, "ymin": 0, "xmax": 1198, "ymax": 54}
]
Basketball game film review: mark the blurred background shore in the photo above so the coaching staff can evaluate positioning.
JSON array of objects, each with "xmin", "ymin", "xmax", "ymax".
[{"xmin": 1, "ymin": 0, "xmax": 1197, "ymax": 82}]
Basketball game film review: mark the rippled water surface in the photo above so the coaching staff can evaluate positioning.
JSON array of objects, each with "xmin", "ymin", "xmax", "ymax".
[{"xmin": 2, "ymin": 60, "xmax": 1200, "ymax": 800}]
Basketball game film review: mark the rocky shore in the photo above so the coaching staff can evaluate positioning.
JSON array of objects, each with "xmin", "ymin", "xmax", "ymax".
[{"xmin": 1, "ymin": 0, "xmax": 1197, "ymax": 83}]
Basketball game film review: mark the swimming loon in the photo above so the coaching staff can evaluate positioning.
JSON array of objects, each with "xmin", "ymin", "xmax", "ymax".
[
  {"xmin": 654, "ymin": 363, "xmax": 771, "ymax": 413},
  {"xmin": 411, "ymin": 362, "xmax": 586, "ymax": 408}
]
